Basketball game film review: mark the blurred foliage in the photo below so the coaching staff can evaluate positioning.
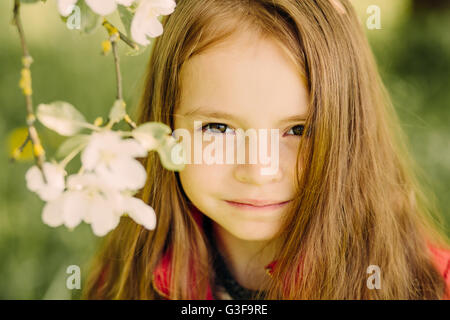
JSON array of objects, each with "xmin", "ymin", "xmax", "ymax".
[
  {"xmin": 0, "ymin": 0, "xmax": 449, "ymax": 299},
  {"xmin": 0, "ymin": 0, "xmax": 150, "ymax": 299}
]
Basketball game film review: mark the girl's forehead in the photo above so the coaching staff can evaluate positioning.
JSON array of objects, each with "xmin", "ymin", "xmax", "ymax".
[{"xmin": 177, "ymin": 33, "xmax": 308, "ymax": 123}]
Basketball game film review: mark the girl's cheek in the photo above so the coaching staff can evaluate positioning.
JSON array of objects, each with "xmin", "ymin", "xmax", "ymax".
[
  {"xmin": 180, "ymin": 163, "xmax": 227, "ymax": 190},
  {"xmin": 279, "ymin": 139, "xmax": 301, "ymax": 163}
]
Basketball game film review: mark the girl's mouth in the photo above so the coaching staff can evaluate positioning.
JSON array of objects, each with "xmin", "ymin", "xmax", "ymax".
[{"xmin": 224, "ymin": 199, "xmax": 292, "ymax": 210}]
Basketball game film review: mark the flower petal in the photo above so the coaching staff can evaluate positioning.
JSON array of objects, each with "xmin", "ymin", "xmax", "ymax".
[
  {"xmin": 81, "ymin": 133, "xmax": 107, "ymax": 170},
  {"xmin": 131, "ymin": 1, "xmax": 166, "ymax": 46},
  {"xmin": 58, "ymin": 0, "xmax": 78, "ymax": 17},
  {"xmin": 62, "ymin": 191, "xmax": 86, "ymax": 229},
  {"xmin": 151, "ymin": 0, "xmax": 176, "ymax": 15},
  {"xmin": 43, "ymin": 163, "xmax": 66, "ymax": 190},
  {"xmin": 66, "ymin": 172, "xmax": 96, "ymax": 190},
  {"xmin": 122, "ymin": 196, "xmax": 156, "ymax": 230},
  {"xmin": 42, "ymin": 196, "xmax": 65, "ymax": 227},
  {"xmin": 120, "ymin": 138, "xmax": 148, "ymax": 158},
  {"xmin": 26, "ymin": 163, "xmax": 65, "ymax": 201},
  {"xmin": 81, "ymin": 131, "xmax": 125, "ymax": 170},
  {"xmin": 144, "ymin": 17, "xmax": 164, "ymax": 38},
  {"xmin": 96, "ymin": 157, "xmax": 147, "ymax": 190},
  {"xmin": 85, "ymin": 0, "xmax": 118, "ymax": 16},
  {"xmin": 117, "ymin": 0, "xmax": 135, "ymax": 6},
  {"xmin": 89, "ymin": 197, "xmax": 121, "ymax": 236},
  {"xmin": 131, "ymin": 131, "xmax": 158, "ymax": 150},
  {"xmin": 25, "ymin": 165, "xmax": 45, "ymax": 193},
  {"xmin": 37, "ymin": 186, "xmax": 65, "ymax": 203},
  {"xmin": 131, "ymin": 15, "xmax": 151, "ymax": 46}
]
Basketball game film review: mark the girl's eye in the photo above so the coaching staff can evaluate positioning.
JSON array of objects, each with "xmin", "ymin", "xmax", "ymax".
[
  {"xmin": 286, "ymin": 125, "xmax": 305, "ymax": 136},
  {"xmin": 201, "ymin": 123, "xmax": 234, "ymax": 134}
]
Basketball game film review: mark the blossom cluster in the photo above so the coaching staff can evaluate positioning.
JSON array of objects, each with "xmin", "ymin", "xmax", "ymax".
[
  {"xmin": 25, "ymin": 101, "xmax": 184, "ymax": 236},
  {"xmin": 17, "ymin": 0, "xmax": 181, "ymax": 237},
  {"xmin": 58, "ymin": 0, "xmax": 176, "ymax": 46}
]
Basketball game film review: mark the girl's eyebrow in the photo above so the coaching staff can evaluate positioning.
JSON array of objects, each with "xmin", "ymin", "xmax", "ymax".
[{"xmin": 176, "ymin": 107, "xmax": 307, "ymax": 124}]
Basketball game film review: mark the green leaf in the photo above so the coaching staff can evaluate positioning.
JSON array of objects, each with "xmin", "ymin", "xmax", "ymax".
[
  {"xmin": 131, "ymin": 122, "xmax": 185, "ymax": 170},
  {"xmin": 117, "ymin": 5, "xmax": 149, "ymax": 56},
  {"xmin": 108, "ymin": 100, "xmax": 126, "ymax": 125},
  {"xmin": 56, "ymin": 134, "xmax": 90, "ymax": 159},
  {"xmin": 37, "ymin": 101, "xmax": 87, "ymax": 136},
  {"xmin": 60, "ymin": 15, "xmax": 68, "ymax": 24},
  {"xmin": 78, "ymin": 1, "xmax": 100, "ymax": 34},
  {"xmin": 132, "ymin": 122, "xmax": 171, "ymax": 149},
  {"xmin": 117, "ymin": 5, "xmax": 134, "ymax": 38},
  {"xmin": 156, "ymin": 135, "xmax": 186, "ymax": 171},
  {"xmin": 7, "ymin": 127, "xmax": 33, "ymax": 161}
]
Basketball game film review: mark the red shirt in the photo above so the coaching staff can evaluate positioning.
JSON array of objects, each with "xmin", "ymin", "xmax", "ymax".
[
  {"xmin": 151, "ymin": 206, "xmax": 450, "ymax": 300},
  {"xmin": 97, "ymin": 205, "xmax": 450, "ymax": 299}
]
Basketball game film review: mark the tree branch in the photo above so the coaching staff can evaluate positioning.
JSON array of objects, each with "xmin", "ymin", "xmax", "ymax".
[
  {"xmin": 111, "ymin": 39, "xmax": 123, "ymax": 101},
  {"xmin": 102, "ymin": 19, "xmax": 139, "ymax": 51},
  {"xmin": 102, "ymin": 19, "xmax": 137, "ymax": 130},
  {"xmin": 13, "ymin": 0, "xmax": 46, "ymax": 177}
]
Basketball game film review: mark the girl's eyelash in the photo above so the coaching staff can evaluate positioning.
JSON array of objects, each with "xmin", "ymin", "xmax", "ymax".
[
  {"xmin": 200, "ymin": 123, "xmax": 305, "ymax": 136},
  {"xmin": 285, "ymin": 124, "xmax": 305, "ymax": 137},
  {"xmin": 201, "ymin": 123, "xmax": 234, "ymax": 134}
]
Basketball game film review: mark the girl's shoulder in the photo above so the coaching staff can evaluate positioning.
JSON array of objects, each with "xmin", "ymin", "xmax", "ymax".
[
  {"xmin": 93, "ymin": 241, "xmax": 450, "ymax": 299},
  {"xmin": 427, "ymin": 242, "xmax": 450, "ymax": 278},
  {"xmin": 427, "ymin": 242, "xmax": 450, "ymax": 299}
]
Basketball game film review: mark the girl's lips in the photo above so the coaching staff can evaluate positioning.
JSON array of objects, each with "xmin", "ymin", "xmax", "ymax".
[{"xmin": 224, "ymin": 199, "xmax": 292, "ymax": 210}]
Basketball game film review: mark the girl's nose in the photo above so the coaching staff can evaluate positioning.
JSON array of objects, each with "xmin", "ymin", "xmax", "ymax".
[
  {"xmin": 232, "ymin": 129, "xmax": 283, "ymax": 185},
  {"xmin": 233, "ymin": 161, "xmax": 283, "ymax": 186}
]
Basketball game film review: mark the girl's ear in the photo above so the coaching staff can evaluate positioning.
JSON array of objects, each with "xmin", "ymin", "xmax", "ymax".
[{"xmin": 329, "ymin": 0, "xmax": 347, "ymax": 15}]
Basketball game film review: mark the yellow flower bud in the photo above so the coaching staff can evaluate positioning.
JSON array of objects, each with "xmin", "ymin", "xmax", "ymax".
[
  {"xmin": 101, "ymin": 40, "xmax": 112, "ymax": 55},
  {"xmin": 33, "ymin": 143, "xmax": 45, "ymax": 158},
  {"xmin": 94, "ymin": 117, "xmax": 104, "ymax": 127},
  {"xmin": 19, "ymin": 68, "xmax": 32, "ymax": 96}
]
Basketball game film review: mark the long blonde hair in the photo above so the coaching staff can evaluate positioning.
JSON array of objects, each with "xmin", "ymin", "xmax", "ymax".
[{"xmin": 82, "ymin": 0, "xmax": 449, "ymax": 299}]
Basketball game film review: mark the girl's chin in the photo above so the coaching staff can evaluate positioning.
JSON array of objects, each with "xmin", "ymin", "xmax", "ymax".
[{"xmin": 215, "ymin": 221, "xmax": 281, "ymax": 242}]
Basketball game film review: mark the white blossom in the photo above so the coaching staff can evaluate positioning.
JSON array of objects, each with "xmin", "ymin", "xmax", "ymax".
[
  {"xmin": 62, "ymin": 173, "xmax": 122, "ymax": 235},
  {"xmin": 42, "ymin": 173, "xmax": 156, "ymax": 236},
  {"xmin": 81, "ymin": 131, "xmax": 148, "ymax": 191},
  {"xmin": 85, "ymin": 0, "xmax": 136, "ymax": 16},
  {"xmin": 26, "ymin": 162, "xmax": 65, "ymax": 202},
  {"xmin": 118, "ymin": 195, "xmax": 156, "ymax": 230},
  {"xmin": 42, "ymin": 192, "xmax": 84, "ymax": 229},
  {"xmin": 131, "ymin": 0, "xmax": 176, "ymax": 46},
  {"xmin": 58, "ymin": 0, "xmax": 136, "ymax": 17},
  {"xmin": 58, "ymin": 0, "xmax": 177, "ymax": 47},
  {"xmin": 57, "ymin": 0, "xmax": 78, "ymax": 17},
  {"xmin": 27, "ymin": 130, "xmax": 158, "ymax": 236}
]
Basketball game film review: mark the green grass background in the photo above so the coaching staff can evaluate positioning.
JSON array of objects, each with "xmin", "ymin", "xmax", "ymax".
[{"xmin": 0, "ymin": 0, "xmax": 449, "ymax": 299}]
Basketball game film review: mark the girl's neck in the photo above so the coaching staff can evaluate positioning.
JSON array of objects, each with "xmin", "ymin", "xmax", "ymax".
[{"xmin": 210, "ymin": 221, "xmax": 280, "ymax": 291}]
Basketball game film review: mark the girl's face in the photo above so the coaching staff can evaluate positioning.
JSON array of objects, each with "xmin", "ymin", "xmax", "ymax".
[{"xmin": 174, "ymin": 30, "xmax": 308, "ymax": 241}]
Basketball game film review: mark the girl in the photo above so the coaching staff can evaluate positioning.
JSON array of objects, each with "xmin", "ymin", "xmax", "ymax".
[{"xmin": 82, "ymin": 0, "xmax": 450, "ymax": 299}]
